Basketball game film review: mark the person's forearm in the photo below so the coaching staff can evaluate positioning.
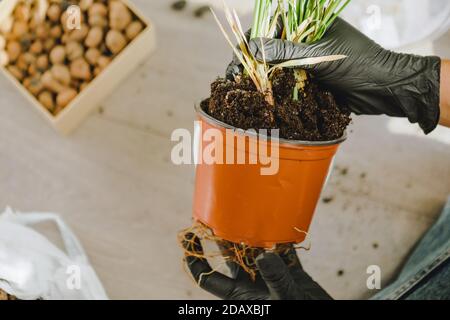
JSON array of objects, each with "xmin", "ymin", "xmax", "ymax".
[{"xmin": 440, "ymin": 60, "xmax": 450, "ymax": 128}]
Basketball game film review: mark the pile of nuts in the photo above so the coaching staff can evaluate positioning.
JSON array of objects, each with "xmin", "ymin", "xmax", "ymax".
[{"xmin": 0, "ymin": 0, "xmax": 145, "ymax": 115}]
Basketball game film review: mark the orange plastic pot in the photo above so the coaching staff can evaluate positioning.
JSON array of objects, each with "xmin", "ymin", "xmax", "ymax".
[{"xmin": 193, "ymin": 106, "xmax": 346, "ymax": 248}]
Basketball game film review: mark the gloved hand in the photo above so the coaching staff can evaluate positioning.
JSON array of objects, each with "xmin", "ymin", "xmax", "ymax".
[
  {"xmin": 183, "ymin": 233, "xmax": 333, "ymax": 300},
  {"xmin": 228, "ymin": 18, "xmax": 442, "ymax": 134}
]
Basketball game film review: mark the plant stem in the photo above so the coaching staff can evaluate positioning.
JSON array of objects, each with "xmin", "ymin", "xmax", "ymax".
[
  {"xmin": 283, "ymin": 0, "xmax": 351, "ymax": 100},
  {"xmin": 293, "ymin": 87, "xmax": 299, "ymax": 101},
  {"xmin": 251, "ymin": 0, "xmax": 263, "ymax": 39},
  {"xmin": 292, "ymin": 69, "xmax": 307, "ymax": 100}
]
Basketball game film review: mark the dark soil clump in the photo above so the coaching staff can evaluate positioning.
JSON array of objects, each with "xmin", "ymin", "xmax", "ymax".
[
  {"xmin": 322, "ymin": 196, "xmax": 334, "ymax": 204},
  {"xmin": 201, "ymin": 69, "xmax": 351, "ymax": 141},
  {"xmin": 194, "ymin": 6, "xmax": 211, "ymax": 18},
  {"xmin": 171, "ymin": 0, "xmax": 187, "ymax": 11}
]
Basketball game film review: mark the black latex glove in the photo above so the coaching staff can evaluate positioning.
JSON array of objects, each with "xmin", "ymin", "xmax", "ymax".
[
  {"xmin": 183, "ymin": 233, "xmax": 333, "ymax": 300},
  {"xmin": 225, "ymin": 29, "xmax": 251, "ymax": 81},
  {"xmin": 229, "ymin": 18, "xmax": 441, "ymax": 134}
]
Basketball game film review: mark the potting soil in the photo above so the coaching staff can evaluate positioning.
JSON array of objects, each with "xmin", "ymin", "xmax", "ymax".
[{"xmin": 201, "ymin": 69, "xmax": 351, "ymax": 141}]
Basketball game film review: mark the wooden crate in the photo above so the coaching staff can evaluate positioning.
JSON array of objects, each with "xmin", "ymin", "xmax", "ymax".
[{"xmin": 0, "ymin": 0, "xmax": 156, "ymax": 135}]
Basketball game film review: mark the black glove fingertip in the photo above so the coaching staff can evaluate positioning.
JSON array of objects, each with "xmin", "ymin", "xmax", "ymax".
[
  {"xmin": 256, "ymin": 252, "xmax": 285, "ymax": 277},
  {"xmin": 182, "ymin": 232, "xmax": 203, "ymax": 253},
  {"xmin": 225, "ymin": 64, "xmax": 242, "ymax": 81}
]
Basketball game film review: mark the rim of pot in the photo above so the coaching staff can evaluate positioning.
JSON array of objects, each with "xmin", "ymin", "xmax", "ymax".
[{"xmin": 195, "ymin": 104, "xmax": 347, "ymax": 147}]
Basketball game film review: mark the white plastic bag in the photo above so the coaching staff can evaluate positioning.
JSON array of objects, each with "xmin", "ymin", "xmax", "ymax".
[
  {"xmin": 342, "ymin": 0, "xmax": 450, "ymax": 49},
  {"xmin": 0, "ymin": 208, "xmax": 108, "ymax": 300}
]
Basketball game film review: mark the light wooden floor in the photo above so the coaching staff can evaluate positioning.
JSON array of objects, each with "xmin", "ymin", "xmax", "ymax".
[{"xmin": 0, "ymin": 0, "xmax": 449, "ymax": 299}]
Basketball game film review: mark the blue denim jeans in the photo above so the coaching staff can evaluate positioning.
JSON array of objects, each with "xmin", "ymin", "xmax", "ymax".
[{"xmin": 372, "ymin": 197, "xmax": 450, "ymax": 300}]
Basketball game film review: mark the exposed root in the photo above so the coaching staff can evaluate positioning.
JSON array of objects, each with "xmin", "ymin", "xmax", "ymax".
[
  {"xmin": 178, "ymin": 221, "xmax": 311, "ymax": 281},
  {"xmin": 293, "ymin": 227, "xmax": 312, "ymax": 251}
]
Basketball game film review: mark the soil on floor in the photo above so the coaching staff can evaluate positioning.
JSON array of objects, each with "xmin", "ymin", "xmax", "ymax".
[{"xmin": 201, "ymin": 69, "xmax": 351, "ymax": 141}]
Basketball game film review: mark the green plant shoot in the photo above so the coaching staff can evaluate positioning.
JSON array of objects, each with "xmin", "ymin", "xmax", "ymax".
[{"xmin": 211, "ymin": 0, "xmax": 348, "ymax": 105}]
